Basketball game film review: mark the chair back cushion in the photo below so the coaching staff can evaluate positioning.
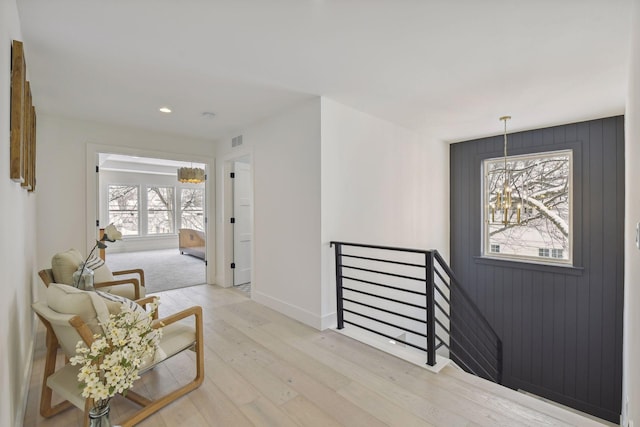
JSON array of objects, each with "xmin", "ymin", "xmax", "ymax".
[
  {"xmin": 51, "ymin": 249, "xmax": 83, "ymax": 285},
  {"xmin": 51, "ymin": 249, "xmax": 115, "ymax": 285},
  {"xmin": 46, "ymin": 283, "xmax": 111, "ymax": 336}
]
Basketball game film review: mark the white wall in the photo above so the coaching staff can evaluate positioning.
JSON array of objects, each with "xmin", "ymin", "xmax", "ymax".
[
  {"xmin": 623, "ymin": 2, "xmax": 640, "ymax": 425},
  {"xmin": 319, "ymin": 98, "xmax": 450, "ymax": 329},
  {"xmin": 0, "ymin": 1, "xmax": 38, "ymax": 425},
  {"xmin": 214, "ymin": 97, "xmax": 449, "ymax": 331},
  {"xmin": 215, "ymin": 98, "xmax": 323, "ymax": 327},
  {"xmin": 36, "ymin": 114, "xmax": 214, "ymax": 296}
]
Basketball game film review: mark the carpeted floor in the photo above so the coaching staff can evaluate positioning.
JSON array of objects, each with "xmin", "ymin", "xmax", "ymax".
[{"xmin": 106, "ymin": 249, "xmax": 206, "ymax": 293}]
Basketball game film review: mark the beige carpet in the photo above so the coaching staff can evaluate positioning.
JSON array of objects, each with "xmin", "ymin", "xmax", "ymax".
[{"xmin": 106, "ymin": 249, "xmax": 206, "ymax": 293}]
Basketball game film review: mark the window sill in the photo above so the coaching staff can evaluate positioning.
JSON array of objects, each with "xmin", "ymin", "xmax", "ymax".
[{"xmin": 473, "ymin": 256, "xmax": 584, "ymax": 276}]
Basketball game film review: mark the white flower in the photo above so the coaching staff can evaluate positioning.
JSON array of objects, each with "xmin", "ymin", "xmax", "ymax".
[
  {"xmin": 72, "ymin": 298, "xmax": 162, "ymax": 409},
  {"xmin": 103, "ymin": 223, "xmax": 123, "ymax": 242}
]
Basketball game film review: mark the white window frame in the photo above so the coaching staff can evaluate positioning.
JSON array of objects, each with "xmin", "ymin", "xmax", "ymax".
[{"xmin": 482, "ymin": 149, "xmax": 573, "ymax": 266}]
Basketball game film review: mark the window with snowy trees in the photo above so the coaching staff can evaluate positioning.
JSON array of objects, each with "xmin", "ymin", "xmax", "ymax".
[{"xmin": 483, "ymin": 149, "xmax": 572, "ymax": 265}]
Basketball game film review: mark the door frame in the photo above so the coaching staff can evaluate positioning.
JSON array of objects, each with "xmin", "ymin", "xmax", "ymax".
[
  {"xmin": 218, "ymin": 149, "xmax": 254, "ymax": 288},
  {"xmin": 85, "ymin": 143, "xmax": 215, "ymax": 283}
]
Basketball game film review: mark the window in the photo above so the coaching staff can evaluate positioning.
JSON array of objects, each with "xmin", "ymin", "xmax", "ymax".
[
  {"xmin": 483, "ymin": 149, "xmax": 572, "ymax": 264},
  {"xmin": 147, "ymin": 187, "xmax": 175, "ymax": 234},
  {"xmin": 180, "ymin": 188, "xmax": 204, "ymax": 231},
  {"xmin": 108, "ymin": 185, "xmax": 139, "ymax": 236},
  {"xmin": 107, "ymin": 183, "xmax": 205, "ymax": 237}
]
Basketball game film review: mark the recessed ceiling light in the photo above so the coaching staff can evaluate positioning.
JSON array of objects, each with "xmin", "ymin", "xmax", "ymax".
[
  {"xmin": 159, "ymin": 107, "xmax": 172, "ymax": 113},
  {"xmin": 201, "ymin": 112, "xmax": 216, "ymax": 119}
]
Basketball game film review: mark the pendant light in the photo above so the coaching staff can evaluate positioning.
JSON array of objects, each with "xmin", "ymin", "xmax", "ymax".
[
  {"xmin": 177, "ymin": 166, "xmax": 205, "ymax": 184},
  {"xmin": 490, "ymin": 116, "xmax": 521, "ymax": 225}
]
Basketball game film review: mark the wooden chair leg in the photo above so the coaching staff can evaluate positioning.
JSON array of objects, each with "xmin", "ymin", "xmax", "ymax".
[{"xmin": 38, "ymin": 318, "xmax": 73, "ymax": 418}]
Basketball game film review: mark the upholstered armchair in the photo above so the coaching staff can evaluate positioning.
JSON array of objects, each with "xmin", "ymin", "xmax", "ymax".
[
  {"xmin": 39, "ymin": 248, "xmax": 146, "ymax": 299},
  {"xmin": 32, "ymin": 283, "xmax": 204, "ymax": 427}
]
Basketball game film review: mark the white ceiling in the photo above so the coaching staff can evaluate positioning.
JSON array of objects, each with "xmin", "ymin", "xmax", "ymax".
[{"xmin": 16, "ymin": 0, "xmax": 633, "ymax": 143}]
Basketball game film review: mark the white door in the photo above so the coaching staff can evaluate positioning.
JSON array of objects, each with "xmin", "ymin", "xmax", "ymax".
[{"xmin": 233, "ymin": 161, "xmax": 252, "ymax": 286}]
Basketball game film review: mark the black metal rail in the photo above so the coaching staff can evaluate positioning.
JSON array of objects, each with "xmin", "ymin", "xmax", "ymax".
[{"xmin": 331, "ymin": 241, "xmax": 502, "ymax": 383}]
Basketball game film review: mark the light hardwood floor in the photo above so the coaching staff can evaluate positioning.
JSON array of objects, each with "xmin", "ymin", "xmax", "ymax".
[{"xmin": 23, "ymin": 284, "xmax": 614, "ymax": 426}]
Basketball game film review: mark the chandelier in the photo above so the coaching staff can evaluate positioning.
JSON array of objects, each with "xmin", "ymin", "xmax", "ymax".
[
  {"xmin": 177, "ymin": 167, "xmax": 205, "ymax": 184},
  {"xmin": 489, "ymin": 116, "xmax": 521, "ymax": 225}
]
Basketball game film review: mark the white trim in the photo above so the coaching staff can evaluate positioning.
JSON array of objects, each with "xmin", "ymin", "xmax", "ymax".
[
  {"xmin": 16, "ymin": 320, "xmax": 36, "ymax": 427},
  {"xmin": 481, "ymin": 148, "xmax": 574, "ymax": 266},
  {"xmin": 334, "ymin": 327, "xmax": 450, "ymax": 374},
  {"xmin": 253, "ymin": 290, "xmax": 322, "ymax": 330}
]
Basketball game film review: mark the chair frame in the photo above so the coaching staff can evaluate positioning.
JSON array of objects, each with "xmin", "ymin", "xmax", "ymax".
[
  {"xmin": 34, "ymin": 296, "xmax": 204, "ymax": 427},
  {"xmin": 38, "ymin": 268, "xmax": 145, "ymax": 300}
]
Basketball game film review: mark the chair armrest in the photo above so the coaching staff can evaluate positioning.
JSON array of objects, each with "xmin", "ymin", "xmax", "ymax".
[
  {"xmin": 112, "ymin": 269, "xmax": 145, "ymax": 288},
  {"xmin": 95, "ymin": 278, "xmax": 141, "ymax": 300},
  {"xmin": 153, "ymin": 306, "xmax": 203, "ymax": 330}
]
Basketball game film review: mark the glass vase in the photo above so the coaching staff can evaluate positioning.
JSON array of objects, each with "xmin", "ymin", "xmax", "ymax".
[
  {"xmin": 88, "ymin": 404, "xmax": 111, "ymax": 427},
  {"xmin": 73, "ymin": 266, "xmax": 95, "ymax": 291}
]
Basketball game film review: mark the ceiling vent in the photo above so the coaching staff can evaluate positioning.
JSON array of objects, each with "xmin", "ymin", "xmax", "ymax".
[{"xmin": 232, "ymin": 135, "xmax": 243, "ymax": 148}]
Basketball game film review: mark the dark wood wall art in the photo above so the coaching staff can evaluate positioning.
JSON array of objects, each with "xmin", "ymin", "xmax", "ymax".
[{"xmin": 10, "ymin": 40, "xmax": 36, "ymax": 191}]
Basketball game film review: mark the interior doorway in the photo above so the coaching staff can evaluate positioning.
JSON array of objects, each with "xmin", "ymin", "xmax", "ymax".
[{"xmin": 93, "ymin": 151, "xmax": 211, "ymax": 292}]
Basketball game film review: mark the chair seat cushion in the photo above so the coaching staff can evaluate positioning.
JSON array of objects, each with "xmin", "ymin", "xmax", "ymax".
[{"xmin": 46, "ymin": 363, "xmax": 85, "ymax": 409}]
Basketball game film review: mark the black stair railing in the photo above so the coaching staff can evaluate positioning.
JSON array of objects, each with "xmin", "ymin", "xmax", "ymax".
[{"xmin": 331, "ymin": 241, "xmax": 502, "ymax": 383}]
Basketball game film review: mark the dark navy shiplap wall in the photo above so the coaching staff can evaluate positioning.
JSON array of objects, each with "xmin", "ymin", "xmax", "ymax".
[{"xmin": 449, "ymin": 116, "xmax": 624, "ymax": 423}]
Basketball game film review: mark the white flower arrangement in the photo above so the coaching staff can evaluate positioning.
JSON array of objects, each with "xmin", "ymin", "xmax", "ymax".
[{"xmin": 70, "ymin": 300, "xmax": 162, "ymax": 411}]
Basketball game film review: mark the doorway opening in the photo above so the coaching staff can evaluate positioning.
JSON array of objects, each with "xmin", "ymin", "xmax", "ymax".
[{"xmin": 96, "ymin": 152, "xmax": 210, "ymax": 293}]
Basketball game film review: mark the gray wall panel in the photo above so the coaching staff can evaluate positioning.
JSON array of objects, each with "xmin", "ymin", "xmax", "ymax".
[{"xmin": 449, "ymin": 116, "xmax": 624, "ymax": 423}]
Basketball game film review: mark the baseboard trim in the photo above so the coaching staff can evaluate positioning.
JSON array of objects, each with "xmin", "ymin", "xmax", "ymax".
[
  {"xmin": 334, "ymin": 327, "xmax": 450, "ymax": 374},
  {"xmin": 252, "ymin": 290, "xmax": 322, "ymax": 330},
  {"xmin": 15, "ymin": 321, "xmax": 36, "ymax": 427}
]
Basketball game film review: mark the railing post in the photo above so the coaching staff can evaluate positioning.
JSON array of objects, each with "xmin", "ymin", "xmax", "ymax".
[
  {"xmin": 333, "ymin": 242, "xmax": 345, "ymax": 330},
  {"xmin": 426, "ymin": 251, "xmax": 436, "ymax": 366}
]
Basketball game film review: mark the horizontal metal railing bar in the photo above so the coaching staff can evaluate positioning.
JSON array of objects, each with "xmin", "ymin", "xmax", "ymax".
[
  {"xmin": 448, "ymin": 334, "xmax": 498, "ymax": 380},
  {"xmin": 344, "ymin": 320, "xmax": 430, "ymax": 354},
  {"xmin": 343, "ymin": 287, "xmax": 427, "ymax": 310},
  {"xmin": 450, "ymin": 298, "xmax": 500, "ymax": 351},
  {"xmin": 433, "ymin": 250, "xmax": 501, "ymax": 343},
  {"xmin": 449, "ymin": 348, "xmax": 481, "ymax": 378},
  {"xmin": 435, "ymin": 268, "xmax": 451, "ymax": 289},
  {"xmin": 331, "ymin": 241, "xmax": 432, "ymax": 255},
  {"xmin": 450, "ymin": 308, "xmax": 500, "ymax": 353},
  {"xmin": 342, "ymin": 264, "xmax": 425, "ymax": 282},
  {"xmin": 342, "ymin": 275, "xmax": 427, "ymax": 296},
  {"xmin": 434, "ymin": 300, "xmax": 448, "ymax": 316},
  {"xmin": 435, "ymin": 286, "xmax": 451, "ymax": 306},
  {"xmin": 343, "ymin": 298, "xmax": 427, "ymax": 324},
  {"xmin": 449, "ymin": 346, "xmax": 498, "ymax": 379},
  {"xmin": 435, "ymin": 335, "xmax": 450, "ymax": 350},
  {"xmin": 345, "ymin": 309, "xmax": 428, "ymax": 338},
  {"xmin": 341, "ymin": 253, "xmax": 425, "ymax": 268},
  {"xmin": 435, "ymin": 341, "xmax": 445, "ymax": 351},
  {"xmin": 435, "ymin": 318, "xmax": 450, "ymax": 336},
  {"xmin": 449, "ymin": 324, "xmax": 499, "ymax": 369}
]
